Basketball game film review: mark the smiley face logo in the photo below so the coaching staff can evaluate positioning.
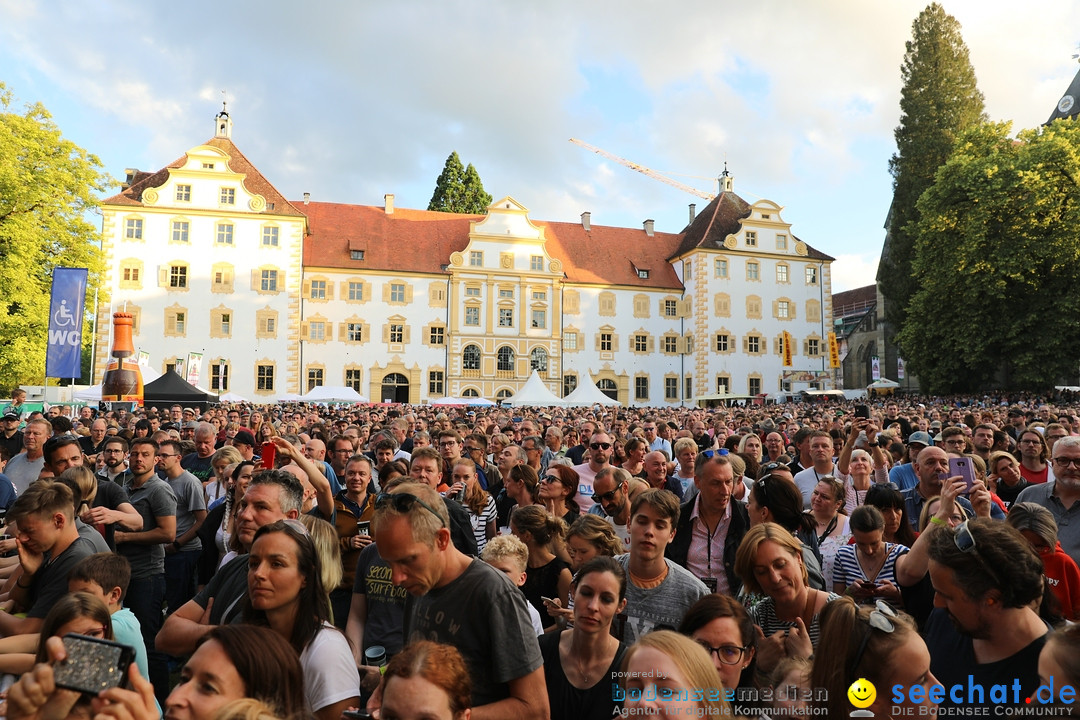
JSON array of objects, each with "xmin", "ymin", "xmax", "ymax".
[{"xmin": 848, "ymin": 678, "xmax": 876, "ymax": 709}]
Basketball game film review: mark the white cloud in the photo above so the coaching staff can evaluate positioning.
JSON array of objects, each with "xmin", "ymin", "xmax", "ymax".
[
  {"xmin": 1, "ymin": 0, "xmax": 1077, "ymax": 265},
  {"xmin": 831, "ymin": 254, "xmax": 880, "ymax": 294}
]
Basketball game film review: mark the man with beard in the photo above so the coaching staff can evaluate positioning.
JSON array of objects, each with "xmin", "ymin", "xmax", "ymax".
[
  {"xmin": 924, "ymin": 519, "xmax": 1048, "ymax": 711},
  {"xmin": 971, "ymin": 423, "xmax": 996, "ymax": 467},
  {"xmin": 98, "ymin": 436, "xmax": 133, "ymax": 484},
  {"xmin": 571, "ymin": 430, "xmax": 614, "ymax": 514},
  {"xmin": 1017, "ymin": 436, "xmax": 1080, "ymax": 563},
  {"xmin": 586, "ymin": 466, "xmax": 633, "ymax": 549}
]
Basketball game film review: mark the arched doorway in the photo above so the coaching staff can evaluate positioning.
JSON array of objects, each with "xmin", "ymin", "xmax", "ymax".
[
  {"xmin": 381, "ymin": 372, "xmax": 410, "ymax": 404},
  {"xmin": 598, "ymin": 379, "xmax": 618, "ymax": 401}
]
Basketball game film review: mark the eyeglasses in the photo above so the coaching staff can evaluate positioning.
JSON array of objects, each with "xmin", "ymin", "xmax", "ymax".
[
  {"xmin": 695, "ymin": 641, "xmax": 750, "ymax": 666},
  {"xmin": 1019, "ymin": 439, "xmax": 1042, "ymax": 445},
  {"xmin": 849, "ymin": 599, "xmax": 898, "ymax": 681},
  {"xmin": 375, "ymin": 492, "xmax": 447, "ymax": 528},
  {"xmin": 156, "ymin": 453, "xmax": 180, "ymax": 459},
  {"xmin": 590, "ymin": 442, "xmax": 612, "ymax": 450},
  {"xmin": 1053, "ymin": 457, "xmax": 1080, "ymax": 468},
  {"xmin": 463, "ymin": 446, "xmax": 483, "ymax": 454},
  {"xmin": 541, "ymin": 475, "xmax": 561, "ymax": 485},
  {"xmin": 592, "ymin": 488, "xmax": 620, "ymax": 503},
  {"xmin": 438, "ymin": 441, "xmax": 459, "ymax": 448}
]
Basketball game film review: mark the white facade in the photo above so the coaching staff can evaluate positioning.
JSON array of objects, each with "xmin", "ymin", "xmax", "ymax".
[{"xmin": 98, "ymin": 120, "xmax": 833, "ymax": 406}]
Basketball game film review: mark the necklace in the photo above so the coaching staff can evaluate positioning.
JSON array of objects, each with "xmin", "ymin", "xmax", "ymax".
[{"xmin": 576, "ymin": 655, "xmax": 592, "ymax": 685}]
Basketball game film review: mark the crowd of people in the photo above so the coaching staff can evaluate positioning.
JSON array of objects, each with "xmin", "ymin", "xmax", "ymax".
[{"xmin": 0, "ymin": 388, "xmax": 1079, "ymax": 718}]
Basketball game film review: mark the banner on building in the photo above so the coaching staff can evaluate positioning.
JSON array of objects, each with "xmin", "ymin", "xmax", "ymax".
[
  {"xmin": 827, "ymin": 332, "xmax": 840, "ymax": 369},
  {"xmin": 897, "ymin": 357, "xmax": 906, "ymax": 380},
  {"xmin": 871, "ymin": 356, "xmax": 881, "ymax": 380},
  {"xmin": 45, "ymin": 268, "xmax": 88, "ymax": 379},
  {"xmin": 186, "ymin": 352, "xmax": 203, "ymax": 387},
  {"xmin": 782, "ymin": 331, "xmax": 793, "ymax": 367},
  {"xmin": 137, "ymin": 350, "xmax": 150, "ymax": 367}
]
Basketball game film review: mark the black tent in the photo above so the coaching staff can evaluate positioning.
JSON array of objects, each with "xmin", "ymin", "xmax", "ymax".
[{"xmin": 142, "ymin": 371, "xmax": 218, "ymax": 412}]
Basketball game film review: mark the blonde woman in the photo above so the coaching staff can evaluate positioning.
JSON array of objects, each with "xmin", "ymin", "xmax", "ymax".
[{"xmin": 621, "ymin": 630, "xmax": 731, "ymax": 717}]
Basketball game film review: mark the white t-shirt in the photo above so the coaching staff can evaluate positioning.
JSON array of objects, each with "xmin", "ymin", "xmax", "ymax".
[{"xmin": 300, "ymin": 624, "xmax": 361, "ymax": 712}]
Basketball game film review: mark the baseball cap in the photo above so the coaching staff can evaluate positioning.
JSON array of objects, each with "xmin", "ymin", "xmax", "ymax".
[
  {"xmin": 907, "ymin": 431, "xmax": 932, "ymax": 447},
  {"xmin": 2, "ymin": 413, "xmax": 18, "ymax": 421},
  {"xmin": 234, "ymin": 430, "xmax": 256, "ymax": 446}
]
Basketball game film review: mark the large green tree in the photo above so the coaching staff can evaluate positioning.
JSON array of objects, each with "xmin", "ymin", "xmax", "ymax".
[
  {"xmin": 896, "ymin": 120, "xmax": 1080, "ymax": 392},
  {"xmin": 0, "ymin": 85, "xmax": 107, "ymax": 389},
  {"xmin": 428, "ymin": 151, "xmax": 492, "ymax": 214},
  {"xmin": 881, "ymin": 3, "xmax": 985, "ymax": 331}
]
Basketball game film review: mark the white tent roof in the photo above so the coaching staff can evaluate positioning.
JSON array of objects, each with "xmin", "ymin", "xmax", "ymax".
[
  {"xmin": 217, "ymin": 391, "xmax": 250, "ymax": 403},
  {"xmin": 503, "ymin": 371, "xmax": 566, "ymax": 407},
  {"xmin": 71, "ymin": 365, "xmax": 163, "ymax": 402},
  {"xmin": 563, "ymin": 378, "xmax": 622, "ymax": 407},
  {"xmin": 430, "ymin": 396, "xmax": 497, "ymax": 406},
  {"xmin": 275, "ymin": 393, "xmax": 305, "ymax": 403},
  {"xmin": 867, "ymin": 378, "xmax": 900, "ymax": 389},
  {"xmin": 302, "ymin": 385, "xmax": 370, "ymax": 403}
]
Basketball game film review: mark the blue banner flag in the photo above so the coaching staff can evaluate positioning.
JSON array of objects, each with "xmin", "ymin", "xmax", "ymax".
[{"xmin": 45, "ymin": 267, "xmax": 88, "ymax": 379}]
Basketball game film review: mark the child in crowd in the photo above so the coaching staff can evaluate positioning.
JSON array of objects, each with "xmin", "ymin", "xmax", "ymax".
[
  {"xmin": 481, "ymin": 535, "xmax": 544, "ymax": 636},
  {"xmin": 67, "ymin": 552, "xmax": 151, "ymax": 680}
]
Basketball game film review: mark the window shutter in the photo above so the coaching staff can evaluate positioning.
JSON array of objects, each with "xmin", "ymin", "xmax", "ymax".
[
  {"xmin": 159, "ymin": 267, "xmax": 168, "ymax": 287},
  {"xmin": 743, "ymin": 336, "xmax": 749, "ymax": 353},
  {"xmin": 278, "ymin": 271, "xmax": 286, "ymax": 291},
  {"xmin": 382, "ymin": 324, "xmax": 389, "ymax": 343},
  {"xmin": 789, "ymin": 303, "xmax": 796, "ymax": 319},
  {"xmin": 647, "ymin": 336, "xmax": 655, "ymax": 353},
  {"xmin": 325, "ymin": 282, "xmax": 334, "ymax": 301},
  {"xmin": 300, "ymin": 321, "xmax": 309, "ymax": 340},
  {"xmin": 404, "ymin": 326, "xmax": 411, "ymax": 343},
  {"xmin": 251, "ymin": 269, "xmax": 259, "ymax": 290},
  {"xmin": 302, "ymin": 279, "xmax": 311, "ymax": 298},
  {"xmin": 612, "ymin": 334, "xmax": 619, "ymax": 352},
  {"xmin": 338, "ymin": 323, "xmax": 347, "ymax": 342},
  {"xmin": 678, "ymin": 299, "xmax": 692, "ymax": 318},
  {"xmin": 324, "ymin": 323, "xmax": 333, "ymax": 341},
  {"xmin": 772, "ymin": 300, "xmax": 779, "ymax": 318},
  {"xmin": 405, "ymin": 285, "xmax": 414, "ymax": 303},
  {"xmin": 382, "ymin": 284, "xmax": 390, "ymax": 302}
]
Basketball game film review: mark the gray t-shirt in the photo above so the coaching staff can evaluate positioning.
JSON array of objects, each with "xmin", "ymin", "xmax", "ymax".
[
  {"xmin": 404, "ymin": 558, "xmax": 542, "ymax": 707},
  {"xmin": 6, "ymin": 453, "xmax": 44, "ymax": 494},
  {"xmin": 167, "ymin": 470, "xmax": 206, "ymax": 552},
  {"xmin": 120, "ymin": 476, "xmax": 177, "ymax": 578},
  {"xmin": 615, "ymin": 555, "xmax": 709, "ymax": 645}
]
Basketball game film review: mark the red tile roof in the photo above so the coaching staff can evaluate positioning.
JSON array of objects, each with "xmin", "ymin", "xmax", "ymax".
[
  {"xmin": 300, "ymin": 200, "xmax": 685, "ymax": 289},
  {"xmin": 102, "ymin": 137, "xmax": 304, "ymax": 217}
]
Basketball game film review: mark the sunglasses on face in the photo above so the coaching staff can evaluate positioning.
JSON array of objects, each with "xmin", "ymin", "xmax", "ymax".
[
  {"xmin": 592, "ymin": 487, "xmax": 619, "ymax": 504},
  {"xmin": 590, "ymin": 442, "xmax": 612, "ymax": 450}
]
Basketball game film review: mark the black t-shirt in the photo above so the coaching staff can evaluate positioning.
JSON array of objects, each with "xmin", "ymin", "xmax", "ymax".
[
  {"xmin": 92, "ymin": 479, "xmax": 131, "ymax": 550},
  {"xmin": 1, "ymin": 431, "xmax": 22, "ymax": 461},
  {"xmin": 924, "ymin": 608, "xmax": 1046, "ymax": 708},
  {"xmin": 181, "ymin": 453, "xmax": 215, "ymax": 484},
  {"xmin": 539, "ymin": 631, "xmax": 627, "ymax": 720}
]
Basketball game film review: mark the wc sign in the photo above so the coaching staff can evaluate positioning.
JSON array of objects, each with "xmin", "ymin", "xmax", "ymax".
[{"xmin": 45, "ymin": 267, "xmax": 88, "ymax": 379}]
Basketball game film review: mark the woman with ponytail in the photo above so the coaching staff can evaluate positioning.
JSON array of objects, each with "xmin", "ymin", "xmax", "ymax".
[{"xmin": 512, "ymin": 504, "xmax": 572, "ymax": 631}]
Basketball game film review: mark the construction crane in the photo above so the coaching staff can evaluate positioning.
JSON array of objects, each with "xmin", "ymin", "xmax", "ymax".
[{"xmin": 570, "ymin": 138, "xmax": 718, "ymax": 201}]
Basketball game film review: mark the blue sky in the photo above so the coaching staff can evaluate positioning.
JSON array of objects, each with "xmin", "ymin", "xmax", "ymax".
[{"xmin": 2, "ymin": 0, "xmax": 1078, "ymax": 292}]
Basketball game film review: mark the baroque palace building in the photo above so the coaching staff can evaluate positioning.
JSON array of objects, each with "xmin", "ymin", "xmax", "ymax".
[{"xmin": 94, "ymin": 111, "xmax": 834, "ymax": 405}]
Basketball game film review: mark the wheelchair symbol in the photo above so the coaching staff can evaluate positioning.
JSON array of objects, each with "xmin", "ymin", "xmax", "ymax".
[{"xmin": 53, "ymin": 301, "xmax": 76, "ymax": 328}]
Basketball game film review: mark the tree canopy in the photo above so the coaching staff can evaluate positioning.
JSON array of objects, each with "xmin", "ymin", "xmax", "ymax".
[
  {"xmin": 0, "ymin": 85, "xmax": 107, "ymax": 388},
  {"xmin": 428, "ymin": 151, "xmax": 492, "ymax": 214},
  {"xmin": 896, "ymin": 119, "xmax": 1080, "ymax": 393},
  {"xmin": 880, "ymin": 3, "xmax": 985, "ymax": 331}
]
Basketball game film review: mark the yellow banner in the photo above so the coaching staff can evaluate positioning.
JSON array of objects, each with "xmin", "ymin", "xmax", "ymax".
[
  {"xmin": 828, "ymin": 332, "xmax": 840, "ymax": 369},
  {"xmin": 782, "ymin": 331, "xmax": 793, "ymax": 367}
]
